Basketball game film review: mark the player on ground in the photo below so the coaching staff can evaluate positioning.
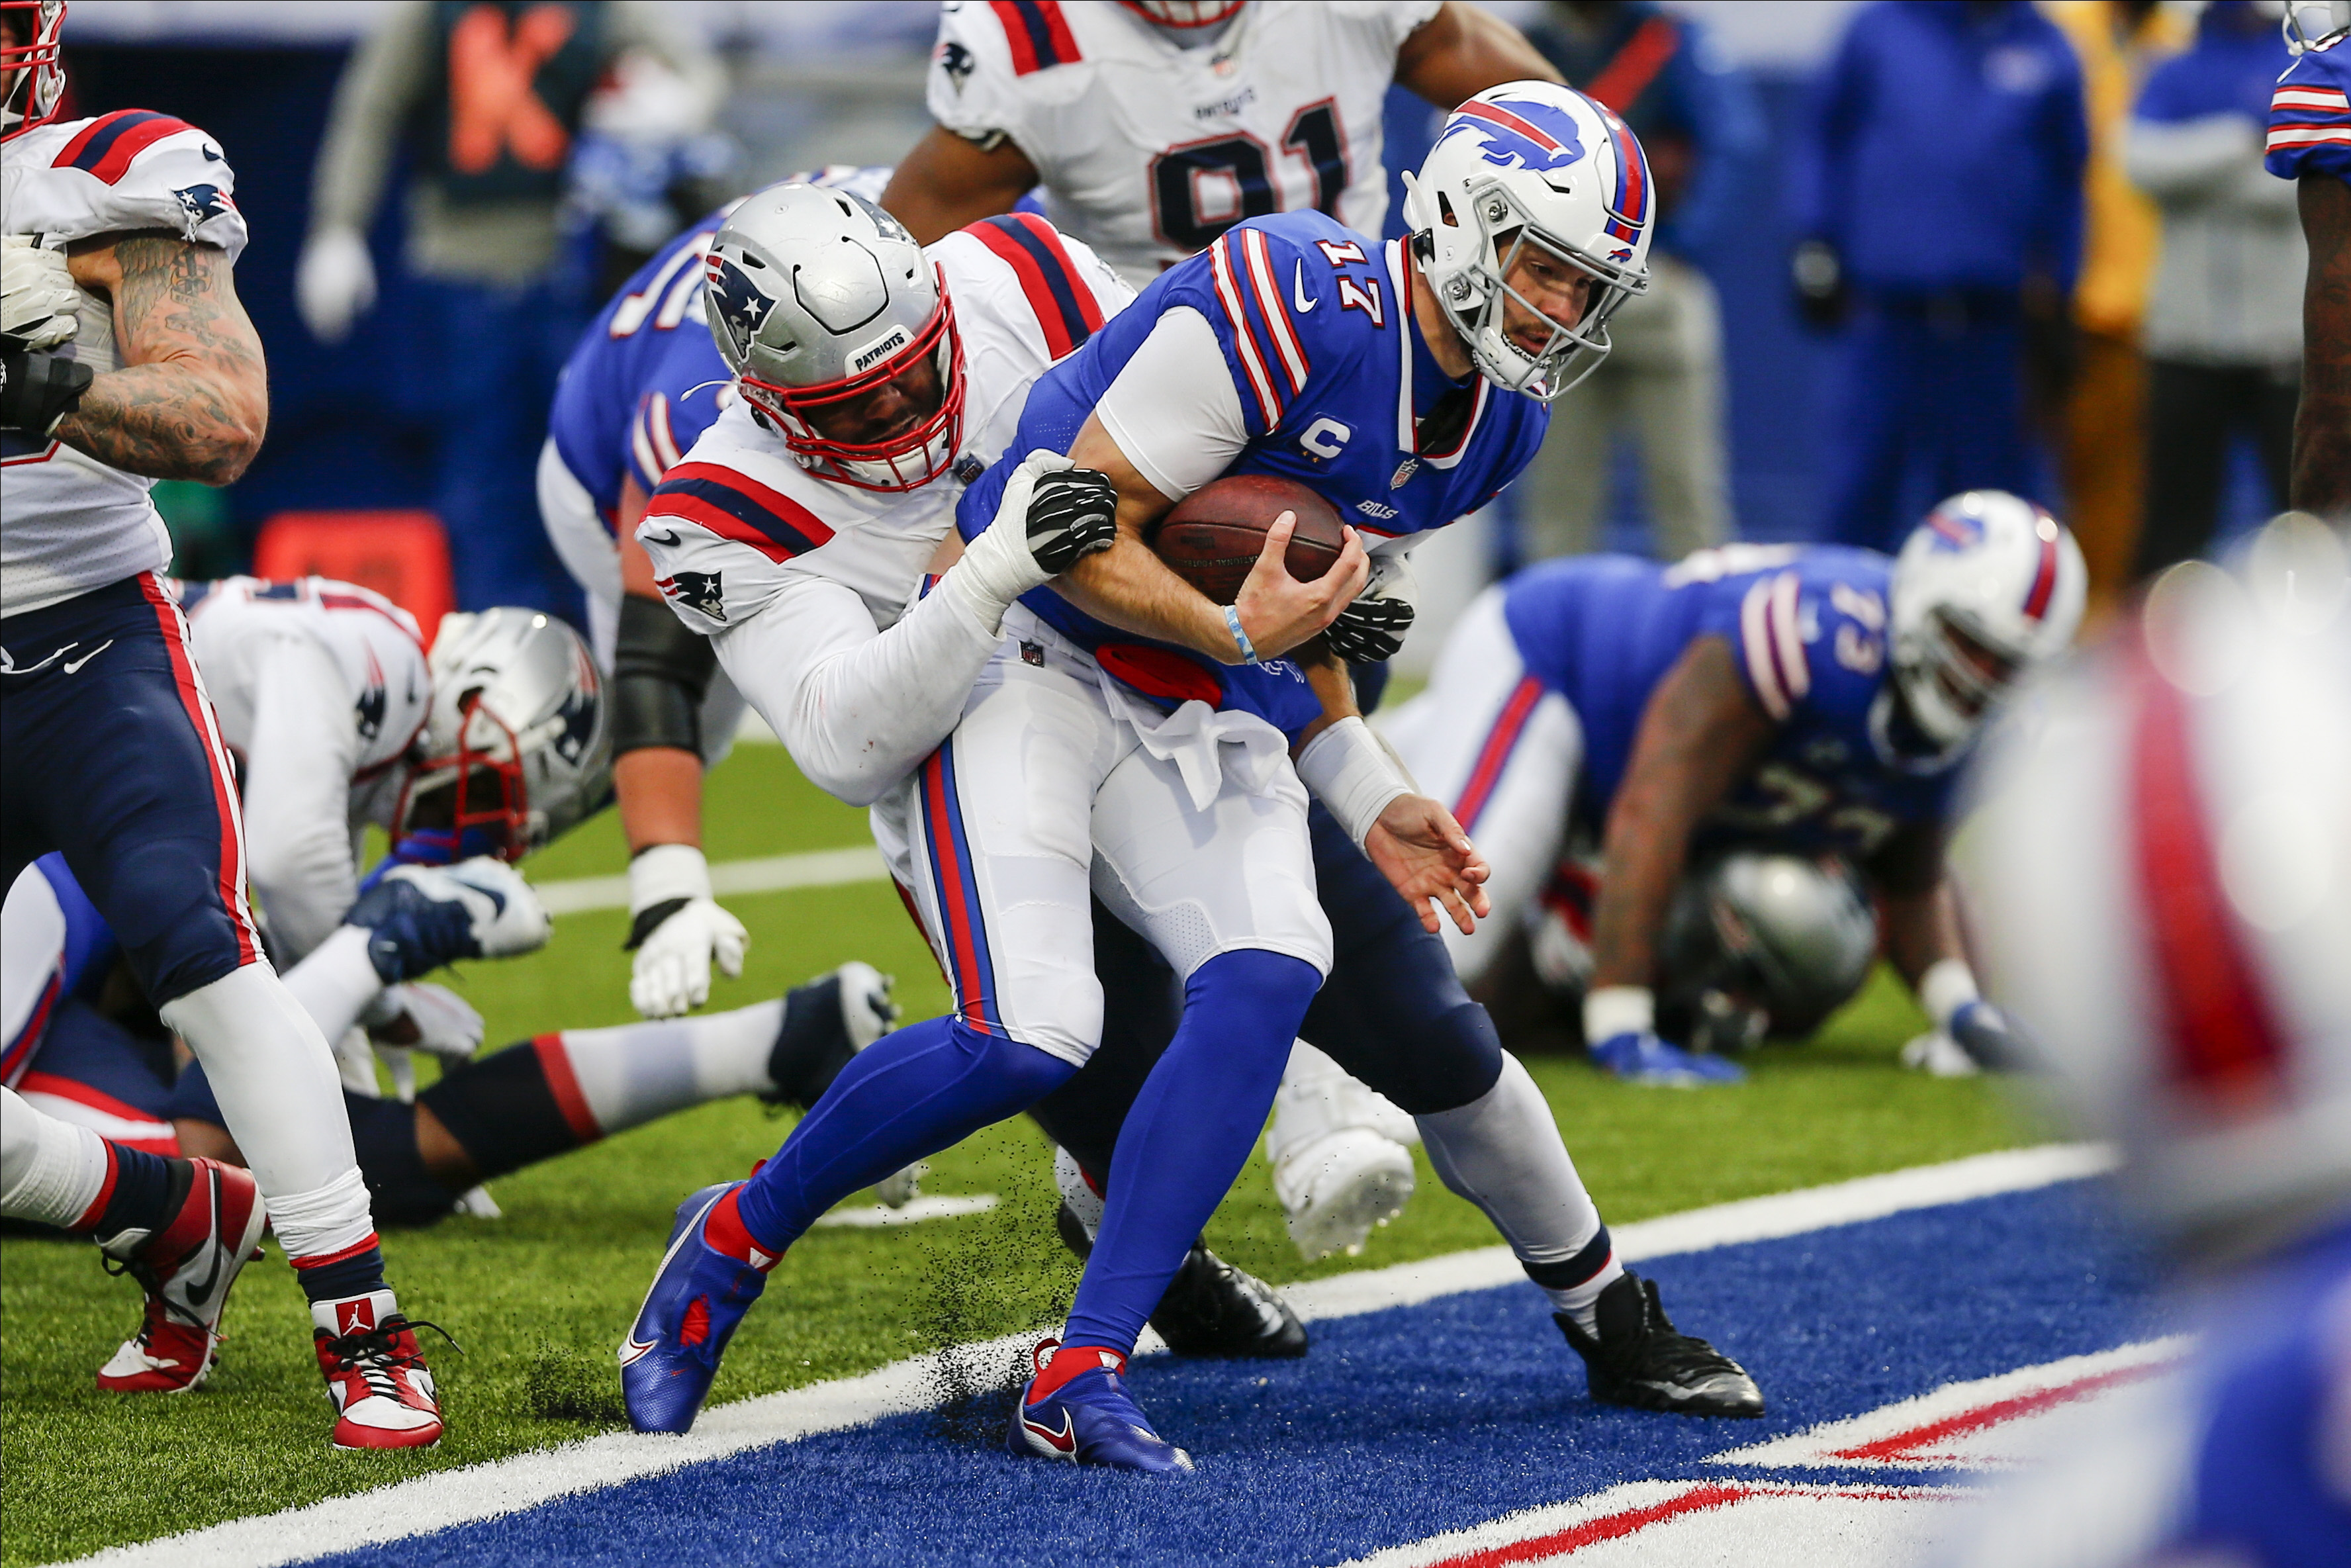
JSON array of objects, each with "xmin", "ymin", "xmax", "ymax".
[
  {"xmin": 883, "ymin": 1, "xmax": 1562, "ymax": 283},
  {"xmin": 539, "ymin": 166, "xmax": 893, "ymax": 1021},
  {"xmin": 0, "ymin": 0, "xmax": 437, "ymax": 1448},
  {"xmin": 616, "ymin": 184, "xmax": 1466, "ymax": 1467},
  {"xmin": 2272, "ymin": 1, "xmax": 2351, "ymax": 519},
  {"xmin": 950, "ymin": 82, "xmax": 1764, "ymax": 1434},
  {"xmin": 1365, "ymin": 496, "xmax": 2080, "ymax": 1093}
]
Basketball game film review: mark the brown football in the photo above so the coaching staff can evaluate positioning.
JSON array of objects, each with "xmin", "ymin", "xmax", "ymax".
[{"xmin": 1146, "ymin": 473, "xmax": 1347, "ymax": 606}]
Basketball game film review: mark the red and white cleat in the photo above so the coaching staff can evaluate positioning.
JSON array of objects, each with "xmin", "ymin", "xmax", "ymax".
[
  {"xmin": 311, "ymin": 1290, "xmax": 447, "ymax": 1450},
  {"xmin": 95, "ymin": 1156, "xmax": 267, "ymax": 1394}
]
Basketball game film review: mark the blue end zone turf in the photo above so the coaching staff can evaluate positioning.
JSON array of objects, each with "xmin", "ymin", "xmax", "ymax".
[{"xmin": 312, "ymin": 1182, "xmax": 2163, "ymax": 1567}]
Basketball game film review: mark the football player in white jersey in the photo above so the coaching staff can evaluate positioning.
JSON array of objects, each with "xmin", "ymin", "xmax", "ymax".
[
  {"xmin": 884, "ymin": 1, "xmax": 1563, "ymax": 284},
  {"xmin": 0, "ymin": 0, "xmax": 441, "ymax": 1448}
]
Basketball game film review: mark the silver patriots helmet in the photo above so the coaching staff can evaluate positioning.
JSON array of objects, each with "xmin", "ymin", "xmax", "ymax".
[
  {"xmin": 394, "ymin": 609, "xmax": 612, "ymax": 862},
  {"xmin": 1658, "ymin": 851, "xmax": 1880, "ymax": 1052},
  {"xmin": 702, "ymin": 181, "xmax": 964, "ymax": 493}
]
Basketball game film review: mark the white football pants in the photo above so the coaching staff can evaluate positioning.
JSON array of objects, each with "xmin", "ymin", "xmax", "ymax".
[{"xmin": 869, "ymin": 608, "xmax": 1332, "ymax": 1067}]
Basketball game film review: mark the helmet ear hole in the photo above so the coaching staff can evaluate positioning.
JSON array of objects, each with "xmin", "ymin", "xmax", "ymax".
[{"xmin": 1436, "ymin": 190, "xmax": 1459, "ymax": 228}]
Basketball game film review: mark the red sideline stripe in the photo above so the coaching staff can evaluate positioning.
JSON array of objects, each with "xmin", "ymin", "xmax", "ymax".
[
  {"xmin": 1453, "ymin": 675, "xmax": 1544, "ymax": 833},
  {"xmin": 1430, "ymin": 1483, "xmax": 1753, "ymax": 1567},
  {"xmin": 139, "ymin": 573, "xmax": 261, "ymax": 967},
  {"xmin": 54, "ymin": 109, "xmax": 191, "ymax": 185},
  {"xmin": 2020, "ymin": 530, "xmax": 2060, "ymax": 623},
  {"xmin": 74, "ymin": 1140, "xmax": 124, "ymax": 1230},
  {"xmin": 967, "ymin": 215, "xmax": 1092, "ymax": 358},
  {"xmin": 1830, "ymin": 1363, "xmax": 2167, "ymax": 1462},
  {"xmin": 2131, "ymin": 653, "xmax": 2289, "ymax": 1106},
  {"xmin": 921, "ymin": 753, "xmax": 992, "ymax": 1033},
  {"xmin": 533, "ymin": 1033, "xmax": 603, "ymax": 1143},
  {"xmin": 290, "ymin": 1231, "xmax": 383, "ymax": 1271},
  {"xmin": 1456, "ymin": 99, "xmax": 1565, "ymax": 153}
]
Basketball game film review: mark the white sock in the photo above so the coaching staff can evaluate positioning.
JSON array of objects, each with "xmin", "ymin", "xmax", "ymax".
[
  {"xmin": 268, "ymin": 1166, "xmax": 377, "ymax": 1266},
  {"xmin": 551, "ymin": 999, "xmax": 786, "ymax": 1136},
  {"xmin": 0, "ymin": 1085, "xmax": 111, "ymax": 1228},
  {"xmin": 281, "ymin": 926, "xmax": 389, "ymax": 1046},
  {"xmin": 160, "ymin": 962, "xmax": 363, "ymax": 1204},
  {"xmin": 1414, "ymin": 1052, "xmax": 1623, "ymax": 1332}
]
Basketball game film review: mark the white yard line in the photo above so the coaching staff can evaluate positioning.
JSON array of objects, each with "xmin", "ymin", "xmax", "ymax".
[
  {"xmin": 77, "ymin": 1143, "xmax": 2111, "ymax": 1568},
  {"xmin": 810, "ymin": 1193, "xmax": 999, "ymax": 1228},
  {"xmin": 533, "ymin": 845, "xmax": 888, "ymax": 916}
]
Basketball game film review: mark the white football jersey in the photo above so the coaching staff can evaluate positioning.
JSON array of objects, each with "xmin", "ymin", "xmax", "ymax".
[
  {"xmin": 637, "ymin": 215, "xmax": 1132, "ymax": 633},
  {"xmin": 926, "ymin": 0, "xmax": 1438, "ymax": 287},
  {"xmin": 1, "ymin": 110, "xmax": 251, "ymax": 618}
]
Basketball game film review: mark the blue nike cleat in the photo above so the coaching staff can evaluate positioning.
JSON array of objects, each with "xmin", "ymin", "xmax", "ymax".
[
  {"xmin": 1590, "ymin": 1030, "xmax": 1747, "ymax": 1086},
  {"xmin": 1005, "ymin": 1340, "xmax": 1195, "ymax": 1473},
  {"xmin": 618, "ymin": 1181, "xmax": 771, "ymax": 1434}
]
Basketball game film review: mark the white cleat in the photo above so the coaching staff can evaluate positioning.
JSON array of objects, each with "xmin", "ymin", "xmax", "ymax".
[
  {"xmin": 1271, "ymin": 1127, "xmax": 1416, "ymax": 1260},
  {"xmin": 1900, "ymin": 1029, "xmax": 1982, "ymax": 1078}
]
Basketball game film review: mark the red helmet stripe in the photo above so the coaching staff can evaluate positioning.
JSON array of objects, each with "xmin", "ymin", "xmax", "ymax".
[
  {"xmin": 2021, "ymin": 531, "xmax": 2059, "ymax": 623},
  {"xmin": 2130, "ymin": 651, "xmax": 2289, "ymax": 1109}
]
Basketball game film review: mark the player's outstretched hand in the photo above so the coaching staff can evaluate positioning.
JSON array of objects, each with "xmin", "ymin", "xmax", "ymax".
[
  {"xmin": 1236, "ymin": 515, "xmax": 1369, "ymax": 661},
  {"xmin": 1365, "ymin": 793, "xmax": 1490, "ymax": 935}
]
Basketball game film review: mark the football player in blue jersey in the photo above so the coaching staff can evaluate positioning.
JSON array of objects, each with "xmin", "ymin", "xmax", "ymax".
[
  {"xmin": 2272, "ymin": 1, "xmax": 2351, "ymax": 519},
  {"xmin": 945, "ymin": 81, "xmax": 1766, "ymax": 1438},
  {"xmin": 1375, "ymin": 493, "xmax": 2084, "ymax": 1093},
  {"xmin": 536, "ymin": 167, "xmax": 893, "ymax": 1023},
  {"xmin": 1949, "ymin": 510, "xmax": 2351, "ymax": 1568}
]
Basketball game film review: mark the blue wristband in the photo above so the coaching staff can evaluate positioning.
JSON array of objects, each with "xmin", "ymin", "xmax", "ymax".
[{"xmin": 1224, "ymin": 604, "xmax": 1261, "ymax": 665}]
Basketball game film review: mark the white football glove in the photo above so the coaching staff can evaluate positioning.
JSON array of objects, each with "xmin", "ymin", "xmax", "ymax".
[
  {"xmin": 378, "ymin": 981, "xmax": 485, "ymax": 1062},
  {"xmin": 1, "ymin": 236, "xmax": 80, "ymax": 351},
  {"xmin": 295, "ymin": 225, "xmax": 375, "ymax": 344},
  {"xmin": 628, "ymin": 843, "xmax": 749, "ymax": 1018}
]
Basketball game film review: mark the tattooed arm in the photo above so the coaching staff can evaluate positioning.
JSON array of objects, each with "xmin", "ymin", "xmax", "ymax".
[{"xmin": 58, "ymin": 232, "xmax": 267, "ymax": 484}]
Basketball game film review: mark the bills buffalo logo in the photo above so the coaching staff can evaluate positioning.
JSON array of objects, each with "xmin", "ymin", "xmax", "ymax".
[
  {"xmin": 704, "ymin": 255, "xmax": 776, "ymax": 362},
  {"xmin": 171, "ymin": 183, "xmax": 236, "ymax": 223},
  {"xmin": 659, "ymin": 571, "xmax": 726, "ymax": 623},
  {"xmin": 1438, "ymin": 98, "xmax": 1587, "ymax": 176}
]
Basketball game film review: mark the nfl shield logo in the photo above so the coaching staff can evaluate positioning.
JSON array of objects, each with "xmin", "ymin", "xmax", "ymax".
[{"xmin": 1390, "ymin": 458, "xmax": 1420, "ymax": 490}]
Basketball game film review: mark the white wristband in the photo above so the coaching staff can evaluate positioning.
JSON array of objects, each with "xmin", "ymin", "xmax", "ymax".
[
  {"xmin": 629, "ymin": 841, "xmax": 712, "ymax": 915},
  {"xmin": 1919, "ymin": 958, "xmax": 1980, "ymax": 1033},
  {"xmin": 1584, "ymin": 985, "xmax": 1654, "ymax": 1043},
  {"xmin": 1224, "ymin": 604, "xmax": 1260, "ymax": 665},
  {"xmin": 1293, "ymin": 717, "xmax": 1412, "ymax": 849}
]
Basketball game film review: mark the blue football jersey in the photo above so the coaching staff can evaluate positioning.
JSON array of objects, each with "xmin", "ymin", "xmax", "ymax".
[
  {"xmin": 2269, "ymin": 27, "xmax": 2351, "ymax": 183},
  {"xmin": 958, "ymin": 209, "xmax": 1549, "ymax": 737},
  {"xmin": 1501, "ymin": 545, "xmax": 1957, "ymax": 857}
]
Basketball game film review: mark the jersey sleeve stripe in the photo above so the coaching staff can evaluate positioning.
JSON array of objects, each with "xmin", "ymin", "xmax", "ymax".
[
  {"xmin": 967, "ymin": 215, "xmax": 1102, "ymax": 358},
  {"xmin": 54, "ymin": 110, "xmax": 192, "ymax": 185},
  {"xmin": 2274, "ymin": 85, "xmax": 2351, "ymax": 113},
  {"xmin": 1209, "ymin": 236, "xmax": 1285, "ymax": 429},
  {"xmin": 645, "ymin": 463, "xmax": 835, "ymax": 561},
  {"xmin": 990, "ymin": 0, "xmax": 1081, "ymax": 75},
  {"xmin": 2268, "ymin": 124, "xmax": 2351, "ymax": 150},
  {"xmin": 1240, "ymin": 228, "xmax": 1311, "ymax": 395},
  {"xmin": 1739, "ymin": 576, "xmax": 1792, "ymax": 721},
  {"xmin": 1768, "ymin": 570, "xmax": 1810, "ymax": 701}
]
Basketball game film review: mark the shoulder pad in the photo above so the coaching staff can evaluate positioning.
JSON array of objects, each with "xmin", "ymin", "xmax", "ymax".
[{"xmin": 15, "ymin": 112, "xmax": 246, "ymax": 260}]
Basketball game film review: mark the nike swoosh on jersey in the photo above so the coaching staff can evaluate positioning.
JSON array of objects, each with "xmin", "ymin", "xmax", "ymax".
[
  {"xmin": 1291, "ymin": 261, "xmax": 1318, "ymax": 314},
  {"xmin": 642, "ymin": 528, "xmax": 683, "ymax": 548}
]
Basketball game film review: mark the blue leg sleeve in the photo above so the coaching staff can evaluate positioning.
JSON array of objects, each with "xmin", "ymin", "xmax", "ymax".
[
  {"xmin": 733, "ymin": 1014, "xmax": 1074, "ymax": 1250},
  {"xmin": 1060, "ymin": 948, "xmax": 1322, "ymax": 1354}
]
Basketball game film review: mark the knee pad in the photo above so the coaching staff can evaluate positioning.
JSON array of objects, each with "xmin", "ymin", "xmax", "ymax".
[{"xmin": 344, "ymin": 1091, "xmax": 453, "ymax": 1228}]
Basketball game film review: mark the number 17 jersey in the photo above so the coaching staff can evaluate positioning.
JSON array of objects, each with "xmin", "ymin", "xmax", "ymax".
[{"xmin": 927, "ymin": 0, "xmax": 1438, "ymax": 287}]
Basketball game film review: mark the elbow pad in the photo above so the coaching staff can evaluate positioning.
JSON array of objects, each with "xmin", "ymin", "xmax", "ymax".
[{"xmin": 614, "ymin": 592, "xmax": 717, "ymax": 758}]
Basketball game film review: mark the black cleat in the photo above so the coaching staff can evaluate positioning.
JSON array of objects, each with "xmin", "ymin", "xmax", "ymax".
[
  {"xmin": 1054, "ymin": 1201, "xmax": 1309, "ymax": 1360},
  {"xmin": 1555, "ymin": 1271, "xmax": 1764, "ymax": 1418}
]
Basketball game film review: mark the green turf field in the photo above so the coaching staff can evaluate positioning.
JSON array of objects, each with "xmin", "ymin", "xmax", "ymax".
[{"xmin": 0, "ymin": 744, "xmax": 2042, "ymax": 1566}]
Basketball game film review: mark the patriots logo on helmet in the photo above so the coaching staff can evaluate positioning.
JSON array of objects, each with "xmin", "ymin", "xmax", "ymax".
[
  {"xmin": 659, "ymin": 571, "xmax": 726, "ymax": 623},
  {"xmin": 705, "ymin": 256, "xmax": 776, "ymax": 361},
  {"xmin": 172, "ymin": 183, "xmax": 235, "ymax": 223},
  {"xmin": 1440, "ymin": 97, "xmax": 1587, "ymax": 176},
  {"xmin": 355, "ymin": 647, "xmax": 388, "ymax": 741}
]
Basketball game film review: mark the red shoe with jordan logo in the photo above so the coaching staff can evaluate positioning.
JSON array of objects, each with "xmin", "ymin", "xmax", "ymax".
[{"xmin": 311, "ymin": 1290, "xmax": 447, "ymax": 1449}]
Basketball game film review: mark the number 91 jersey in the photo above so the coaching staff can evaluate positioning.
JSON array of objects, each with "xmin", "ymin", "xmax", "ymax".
[{"xmin": 926, "ymin": 0, "xmax": 1439, "ymax": 287}]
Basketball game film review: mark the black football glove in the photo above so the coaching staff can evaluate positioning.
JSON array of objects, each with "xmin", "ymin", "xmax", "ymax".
[
  {"xmin": 1326, "ymin": 593, "xmax": 1414, "ymax": 663},
  {"xmin": 1026, "ymin": 466, "xmax": 1119, "ymax": 575},
  {"xmin": 0, "ymin": 344, "xmax": 93, "ymax": 436}
]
